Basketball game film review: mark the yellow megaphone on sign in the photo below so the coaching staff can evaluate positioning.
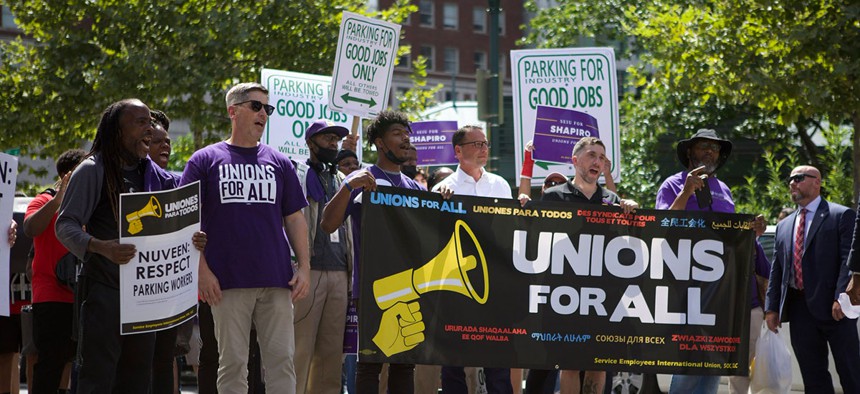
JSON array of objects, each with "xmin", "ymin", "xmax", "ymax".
[
  {"xmin": 126, "ymin": 196, "xmax": 162, "ymax": 235},
  {"xmin": 373, "ymin": 219, "xmax": 489, "ymax": 310}
]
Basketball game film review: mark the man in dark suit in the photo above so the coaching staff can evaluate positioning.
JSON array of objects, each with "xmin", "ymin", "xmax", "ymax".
[{"xmin": 765, "ymin": 165, "xmax": 860, "ymax": 393}]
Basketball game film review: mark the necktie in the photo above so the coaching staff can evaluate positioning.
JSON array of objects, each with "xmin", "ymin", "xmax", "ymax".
[{"xmin": 793, "ymin": 208, "xmax": 807, "ymax": 290}]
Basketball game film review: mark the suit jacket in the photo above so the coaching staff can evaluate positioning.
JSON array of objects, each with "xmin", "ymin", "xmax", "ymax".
[{"xmin": 765, "ymin": 198, "xmax": 855, "ymax": 322}]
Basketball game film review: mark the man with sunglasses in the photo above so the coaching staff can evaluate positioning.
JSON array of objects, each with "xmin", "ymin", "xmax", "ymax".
[
  {"xmin": 765, "ymin": 165, "xmax": 860, "ymax": 393},
  {"xmin": 656, "ymin": 129, "xmax": 769, "ymax": 394},
  {"xmin": 433, "ymin": 125, "xmax": 514, "ymax": 394},
  {"xmin": 179, "ymin": 82, "xmax": 311, "ymax": 393}
]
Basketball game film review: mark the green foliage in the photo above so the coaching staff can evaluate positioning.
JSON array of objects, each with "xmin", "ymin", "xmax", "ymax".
[
  {"xmin": 0, "ymin": 0, "xmax": 414, "ymax": 181},
  {"xmin": 526, "ymin": 0, "xmax": 859, "ymax": 204},
  {"xmin": 732, "ymin": 151, "xmax": 792, "ymax": 223},
  {"xmin": 820, "ymin": 124, "xmax": 853, "ymax": 206},
  {"xmin": 395, "ymin": 55, "xmax": 443, "ymax": 121}
]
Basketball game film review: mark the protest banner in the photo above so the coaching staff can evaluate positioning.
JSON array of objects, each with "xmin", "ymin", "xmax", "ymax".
[
  {"xmin": 511, "ymin": 48, "xmax": 620, "ymax": 185},
  {"xmin": 358, "ymin": 186, "xmax": 754, "ymax": 375},
  {"xmin": 261, "ymin": 68, "xmax": 361, "ymax": 164},
  {"xmin": 118, "ymin": 182, "xmax": 200, "ymax": 334},
  {"xmin": 329, "ymin": 12, "xmax": 400, "ymax": 117},
  {"xmin": 0, "ymin": 153, "xmax": 17, "ymax": 316},
  {"xmin": 410, "ymin": 120, "xmax": 458, "ymax": 166}
]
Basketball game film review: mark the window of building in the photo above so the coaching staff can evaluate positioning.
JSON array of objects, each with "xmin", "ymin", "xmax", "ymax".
[
  {"xmin": 2, "ymin": 5, "xmax": 18, "ymax": 29},
  {"xmin": 420, "ymin": 46, "xmax": 435, "ymax": 71},
  {"xmin": 419, "ymin": 0, "xmax": 434, "ymax": 27},
  {"xmin": 472, "ymin": 7, "xmax": 486, "ymax": 33},
  {"xmin": 473, "ymin": 51, "xmax": 487, "ymax": 72},
  {"xmin": 443, "ymin": 3, "xmax": 458, "ymax": 30},
  {"xmin": 443, "ymin": 47, "xmax": 459, "ymax": 73},
  {"xmin": 444, "ymin": 91, "xmax": 456, "ymax": 102},
  {"xmin": 397, "ymin": 46, "xmax": 411, "ymax": 69},
  {"xmin": 498, "ymin": 10, "xmax": 506, "ymax": 35}
]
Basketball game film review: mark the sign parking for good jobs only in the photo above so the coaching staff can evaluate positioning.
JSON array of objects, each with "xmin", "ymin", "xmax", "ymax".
[
  {"xmin": 511, "ymin": 48, "xmax": 620, "ymax": 186},
  {"xmin": 329, "ymin": 12, "xmax": 400, "ymax": 117}
]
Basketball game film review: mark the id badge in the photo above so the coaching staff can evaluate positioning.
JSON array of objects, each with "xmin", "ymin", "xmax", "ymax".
[{"xmin": 330, "ymin": 229, "xmax": 340, "ymax": 243}]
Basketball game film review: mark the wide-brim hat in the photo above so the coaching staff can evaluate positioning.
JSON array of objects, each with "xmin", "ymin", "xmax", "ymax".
[
  {"xmin": 676, "ymin": 128, "xmax": 732, "ymax": 171},
  {"xmin": 305, "ymin": 119, "xmax": 349, "ymax": 140}
]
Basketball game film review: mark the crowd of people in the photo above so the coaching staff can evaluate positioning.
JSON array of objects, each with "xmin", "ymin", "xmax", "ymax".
[{"xmin": 2, "ymin": 80, "xmax": 860, "ymax": 394}]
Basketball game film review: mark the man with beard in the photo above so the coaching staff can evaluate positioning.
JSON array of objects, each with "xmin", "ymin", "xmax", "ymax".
[
  {"xmin": 541, "ymin": 137, "xmax": 637, "ymax": 394},
  {"xmin": 656, "ymin": 129, "xmax": 769, "ymax": 394},
  {"xmin": 294, "ymin": 120, "xmax": 353, "ymax": 394},
  {"xmin": 767, "ymin": 166, "xmax": 860, "ymax": 393}
]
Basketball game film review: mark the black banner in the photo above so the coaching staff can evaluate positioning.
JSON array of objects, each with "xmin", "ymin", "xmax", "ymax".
[{"xmin": 359, "ymin": 186, "xmax": 755, "ymax": 375}]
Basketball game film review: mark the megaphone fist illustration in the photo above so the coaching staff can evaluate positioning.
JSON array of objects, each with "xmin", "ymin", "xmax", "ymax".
[
  {"xmin": 126, "ymin": 196, "xmax": 162, "ymax": 235},
  {"xmin": 372, "ymin": 301, "xmax": 425, "ymax": 356},
  {"xmin": 372, "ymin": 220, "xmax": 489, "ymax": 356}
]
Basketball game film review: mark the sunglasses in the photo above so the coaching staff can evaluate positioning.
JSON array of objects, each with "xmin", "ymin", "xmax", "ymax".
[
  {"xmin": 544, "ymin": 179, "xmax": 565, "ymax": 188},
  {"xmin": 234, "ymin": 100, "xmax": 275, "ymax": 116},
  {"xmin": 458, "ymin": 141, "xmax": 490, "ymax": 149},
  {"xmin": 787, "ymin": 173, "xmax": 817, "ymax": 184}
]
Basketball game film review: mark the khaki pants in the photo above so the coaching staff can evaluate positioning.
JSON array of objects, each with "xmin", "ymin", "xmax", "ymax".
[
  {"xmin": 212, "ymin": 287, "xmax": 296, "ymax": 394},
  {"xmin": 294, "ymin": 270, "xmax": 349, "ymax": 394}
]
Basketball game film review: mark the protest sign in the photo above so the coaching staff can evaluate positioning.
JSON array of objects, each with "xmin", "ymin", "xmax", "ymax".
[
  {"xmin": 119, "ymin": 182, "xmax": 200, "ymax": 334},
  {"xmin": 511, "ymin": 48, "xmax": 620, "ymax": 185},
  {"xmin": 329, "ymin": 12, "xmax": 400, "ymax": 117},
  {"xmin": 261, "ymin": 68, "xmax": 361, "ymax": 164},
  {"xmin": 532, "ymin": 105, "xmax": 600, "ymax": 164},
  {"xmin": 410, "ymin": 120, "xmax": 458, "ymax": 166},
  {"xmin": 358, "ymin": 186, "xmax": 754, "ymax": 375},
  {"xmin": 0, "ymin": 153, "xmax": 17, "ymax": 316}
]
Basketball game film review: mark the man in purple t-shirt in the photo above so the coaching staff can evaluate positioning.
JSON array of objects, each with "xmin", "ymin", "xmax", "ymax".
[
  {"xmin": 656, "ymin": 129, "xmax": 768, "ymax": 394},
  {"xmin": 180, "ymin": 82, "xmax": 311, "ymax": 393},
  {"xmin": 321, "ymin": 110, "xmax": 424, "ymax": 394}
]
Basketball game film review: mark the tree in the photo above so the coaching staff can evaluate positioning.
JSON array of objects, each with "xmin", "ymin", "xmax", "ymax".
[
  {"xmin": 630, "ymin": 0, "xmax": 860, "ymax": 201},
  {"xmin": 0, "ymin": 0, "xmax": 414, "ymax": 179},
  {"xmin": 523, "ymin": 0, "xmax": 859, "ymax": 211}
]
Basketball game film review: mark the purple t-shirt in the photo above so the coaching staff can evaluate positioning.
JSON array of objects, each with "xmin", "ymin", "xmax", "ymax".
[
  {"xmin": 344, "ymin": 166, "xmax": 425, "ymax": 298},
  {"xmin": 180, "ymin": 142, "xmax": 308, "ymax": 290},
  {"xmin": 655, "ymin": 171, "xmax": 735, "ymax": 213},
  {"xmin": 656, "ymin": 171, "xmax": 770, "ymax": 307}
]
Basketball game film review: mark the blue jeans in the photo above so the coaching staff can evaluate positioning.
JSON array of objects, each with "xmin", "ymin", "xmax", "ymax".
[{"xmin": 668, "ymin": 375, "xmax": 719, "ymax": 394}]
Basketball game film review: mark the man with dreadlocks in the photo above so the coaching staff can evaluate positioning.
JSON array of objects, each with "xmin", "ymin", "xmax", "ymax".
[{"xmin": 56, "ymin": 98, "xmax": 204, "ymax": 393}]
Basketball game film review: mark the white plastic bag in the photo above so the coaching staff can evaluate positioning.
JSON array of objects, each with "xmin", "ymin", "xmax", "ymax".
[{"xmin": 750, "ymin": 327, "xmax": 792, "ymax": 394}]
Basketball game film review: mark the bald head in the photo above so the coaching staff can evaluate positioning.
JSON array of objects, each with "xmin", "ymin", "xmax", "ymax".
[{"xmin": 789, "ymin": 165, "xmax": 821, "ymax": 206}]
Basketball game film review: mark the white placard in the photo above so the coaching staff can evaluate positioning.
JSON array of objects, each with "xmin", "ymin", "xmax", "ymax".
[
  {"xmin": 511, "ymin": 48, "xmax": 620, "ymax": 185},
  {"xmin": 0, "ymin": 153, "xmax": 17, "ymax": 316},
  {"xmin": 329, "ymin": 12, "xmax": 401, "ymax": 117},
  {"xmin": 261, "ymin": 68, "xmax": 362, "ymax": 164}
]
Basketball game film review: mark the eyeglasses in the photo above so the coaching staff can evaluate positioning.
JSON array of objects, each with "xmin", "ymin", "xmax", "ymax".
[
  {"xmin": 788, "ymin": 173, "xmax": 817, "ymax": 184},
  {"xmin": 234, "ymin": 100, "xmax": 275, "ymax": 116},
  {"xmin": 544, "ymin": 179, "xmax": 565, "ymax": 188},
  {"xmin": 458, "ymin": 140, "xmax": 489, "ymax": 149}
]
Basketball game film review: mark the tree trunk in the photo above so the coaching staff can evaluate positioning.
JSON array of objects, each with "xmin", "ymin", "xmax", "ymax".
[{"xmin": 796, "ymin": 121, "xmax": 822, "ymax": 170}]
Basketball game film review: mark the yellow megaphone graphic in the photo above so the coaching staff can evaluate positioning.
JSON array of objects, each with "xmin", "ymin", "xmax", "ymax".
[
  {"xmin": 370, "ymin": 220, "xmax": 489, "ymax": 357},
  {"xmin": 373, "ymin": 219, "xmax": 490, "ymax": 310},
  {"xmin": 126, "ymin": 196, "xmax": 162, "ymax": 235}
]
